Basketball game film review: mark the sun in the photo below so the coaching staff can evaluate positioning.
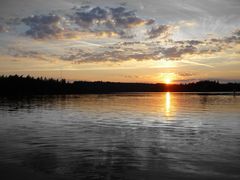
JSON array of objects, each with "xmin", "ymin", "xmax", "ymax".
[
  {"xmin": 165, "ymin": 78, "xmax": 172, "ymax": 84},
  {"xmin": 158, "ymin": 72, "xmax": 176, "ymax": 84}
]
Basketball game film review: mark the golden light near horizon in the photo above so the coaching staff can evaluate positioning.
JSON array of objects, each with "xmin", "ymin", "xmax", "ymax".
[
  {"xmin": 159, "ymin": 73, "xmax": 176, "ymax": 84},
  {"xmin": 165, "ymin": 92, "xmax": 171, "ymax": 117},
  {"xmin": 165, "ymin": 78, "xmax": 172, "ymax": 84}
]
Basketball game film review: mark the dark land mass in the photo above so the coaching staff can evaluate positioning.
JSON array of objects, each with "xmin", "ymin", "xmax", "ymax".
[{"xmin": 0, "ymin": 75, "xmax": 239, "ymax": 95}]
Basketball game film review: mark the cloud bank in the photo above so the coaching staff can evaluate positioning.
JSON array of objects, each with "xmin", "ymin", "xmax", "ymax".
[
  {"xmin": 20, "ymin": 6, "xmax": 172, "ymax": 40},
  {"xmin": 59, "ymin": 29, "xmax": 240, "ymax": 63},
  {"xmin": 22, "ymin": 14, "xmax": 65, "ymax": 39},
  {"xmin": 0, "ymin": 5, "xmax": 239, "ymax": 65}
]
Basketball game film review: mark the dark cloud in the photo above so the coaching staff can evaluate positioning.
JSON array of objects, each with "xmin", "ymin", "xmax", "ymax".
[
  {"xmin": 148, "ymin": 25, "xmax": 171, "ymax": 39},
  {"xmin": 233, "ymin": 29, "xmax": 240, "ymax": 37},
  {"xmin": 60, "ymin": 47, "xmax": 160, "ymax": 62},
  {"xmin": 160, "ymin": 45, "xmax": 198, "ymax": 59},
  {"xmin": 22, "ymin": 14, "xmax": 64, "ymax": 39},
  {"xmin": 72, "ymin": 6, "xmax": 108, "ymax": 28},
  {"xmin": 176, "ymin": 40, "xmax": 203, "ymax": 46},
  {"xmin": 7, "ymin": 47, "xmax": 52, "ymax": 61},
  {"xmin": 223, "ymin": 29, "xmax": 240, "ymax": 43},
  {"xmin": 19, "ymin": 6, "xmax": 159, "ymax": 40},
  {"xmin": 71, "ymin": 6, "xmax": 154, "ymax": 38}
]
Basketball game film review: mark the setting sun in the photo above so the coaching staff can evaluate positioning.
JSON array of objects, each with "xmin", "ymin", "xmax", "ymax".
[
  {"xmin": 165, "ymin": 78, "xmax": 172, "ymax": 84},
  {"xmin": 159, "ymin": 73, "xmax": 176, "ymax": 84}
]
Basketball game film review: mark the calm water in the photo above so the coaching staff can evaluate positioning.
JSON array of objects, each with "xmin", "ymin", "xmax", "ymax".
[{"xmin": 0, "ymin": 93, "xmax": 240, "ymax": 179}]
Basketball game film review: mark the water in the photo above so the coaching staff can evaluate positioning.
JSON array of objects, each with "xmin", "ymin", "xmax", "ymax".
[{"xmin": 0, "ymin": 93, "xmax": 240, "ymax": 179}]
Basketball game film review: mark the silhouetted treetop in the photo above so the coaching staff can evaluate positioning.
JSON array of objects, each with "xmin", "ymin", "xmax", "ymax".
[{"xmin": 0, "ymin": 75, "xmax": 239, "ymax": 96}]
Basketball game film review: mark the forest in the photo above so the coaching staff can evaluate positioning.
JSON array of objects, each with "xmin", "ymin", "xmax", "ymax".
[{"xmin": 0, "ymin": 75, "xmax": 239, "ymax": 95}]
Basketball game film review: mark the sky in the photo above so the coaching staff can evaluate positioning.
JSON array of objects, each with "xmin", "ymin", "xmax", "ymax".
[{"xmin": 0, "ymin": 0, "xmax": 239, "ymax": 83}]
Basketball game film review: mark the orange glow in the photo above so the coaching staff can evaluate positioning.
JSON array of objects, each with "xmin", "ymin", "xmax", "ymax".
[
  {"xmin": 165, "ymin": 78, "xmax": 172, "ymax": 84},
  {"xmin": 158, "ymin": 73, "xmax": 176, "ymax": 84},
  {"xmin": 165, "ymin": 92, "xmax": 171, "ymax": 116}
]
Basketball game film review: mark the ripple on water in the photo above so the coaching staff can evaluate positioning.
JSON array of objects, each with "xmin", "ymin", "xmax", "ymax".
[{"xmin": 0, "ymin": 93, "xmax": 240, "ymax": 179}]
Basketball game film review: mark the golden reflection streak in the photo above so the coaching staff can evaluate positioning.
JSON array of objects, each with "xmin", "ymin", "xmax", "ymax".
[{"xmin": 165, "ymin": 92, "xmax": 171, "ymax": 116}]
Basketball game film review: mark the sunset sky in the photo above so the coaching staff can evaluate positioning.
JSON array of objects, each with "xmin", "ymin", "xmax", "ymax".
[{"xmin": 0, "ymin": 0, "xmax": 239, "ymax": 83}]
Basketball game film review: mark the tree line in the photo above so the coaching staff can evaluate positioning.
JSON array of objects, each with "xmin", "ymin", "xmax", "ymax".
[{"xmin": 0, "ymin": 75, "xmax": 239, "ymax": 95}]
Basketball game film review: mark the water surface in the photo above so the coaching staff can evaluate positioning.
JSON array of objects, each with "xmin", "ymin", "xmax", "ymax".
[{"xmin": 0, "ymin": 93, "xmax": 240, "ymax": 179}]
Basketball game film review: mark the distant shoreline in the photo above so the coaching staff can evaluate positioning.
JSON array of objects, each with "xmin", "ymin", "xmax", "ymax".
[{"xmin": 0, "ymin": 75, "xmax": 239, "ymax": 96}]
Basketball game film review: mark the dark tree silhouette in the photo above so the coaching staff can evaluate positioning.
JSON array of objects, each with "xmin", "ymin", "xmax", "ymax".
[{"xmin": 0, "ymin": 75, "xmax": 239, "ymax": 96}]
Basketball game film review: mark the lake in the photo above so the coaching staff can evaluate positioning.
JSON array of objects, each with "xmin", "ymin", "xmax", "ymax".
[{"xmin": 0, "ymin": 93, "xmax": 240, "ymax": 179}]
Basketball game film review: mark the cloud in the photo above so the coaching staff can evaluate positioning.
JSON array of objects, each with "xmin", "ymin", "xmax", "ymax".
[
  {"xmin": 2, "ymin": 5, "xmax": 239, "ymax": 65},
  {"xmin": 6, "ymin": 23, "xmax": 239, "ymax": 64},
  {"xmin": 176, "ymin": 20, "xmax": 198, "ymax": 28},
  {"xmin": 176, "ymin": 40, "xmax": 203, "ymax": 46},
  {"xmin": 60, "ymin": 47, "xmax": 160, "ymax": 62},
  {"xmin": 0, "ymin": 18, "xmax": 10, "ymax": 32},
  {"xmin": 0, "ymin": 24, "xmax": 8, "ymax": 32},
  {"xmin": 59, "ymin": 28, "xmax": 240, "ymax": 63},
  {"xmin": 223, "ymin": 29, "xmax": 240, "ymax": 43},
  {"xmin": 60, "ymin": 44, "xmax": 200, "ymax": 62},
  {"xmin": 160, "ymin": 45, "xmax": 198, "ymax": 59},
  {"xmin": 20, "ymin": 6, "xmax": 159, "ymax": 40},
  {"xmin": 177, "ymin": 72, "xmax": 195, "ymax": 77},
  {"xmin": 233, "ymin": 29, "xmax": 240, "ymax": 37},
  {"xmin": 70, "ymin": 6, "xmax": 155, "ymax": 39},
  {"xmin": 123, "ymin": 75, "xmax": 140, "ymax": 79},
  {"xmin": 148, "ymin": 25, "xmax": 172, "ymax": 39},
  {"xmin": 22, "ymin": 14, "xmax": 65, "ymax": 39},
  {"xmin": 7, "ymin": 47, "xmax": 50, "ymax": 61}
]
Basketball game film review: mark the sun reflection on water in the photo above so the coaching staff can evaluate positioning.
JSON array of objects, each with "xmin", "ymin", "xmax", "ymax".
[{"xmin": 165, "ymin": 92, "xmax": 171, "ymax": 116}]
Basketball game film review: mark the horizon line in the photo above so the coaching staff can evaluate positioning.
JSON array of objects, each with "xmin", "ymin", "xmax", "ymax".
[{"xmin": 1, "ymin": 74, "xmax": 240, "ymax": 85}]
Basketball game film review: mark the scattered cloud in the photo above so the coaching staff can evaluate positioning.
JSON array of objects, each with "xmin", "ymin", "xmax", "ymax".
[
  {"xmin": 0, "ymin": 5, "xmax": 239, "ymax": 66},
  {"xmin": 22, "ymin": 14, "xmax": 66, "ymax": 39},
  {"xmin": 160, "ymin": 45, "xmax": 197, "ymax": 59},
  {"xmin": 19, "ymin": 6, "xmax": 172, "ymax": 40},
  {"xmin": 223, "ymin": 29, "xmax": 240, "ymax": 43},
  {"xmin": 148, "ymin": 25, "xmax": 172, "ymax": 39},
  {"xmin": 0, "ymin": 18, "xmax": 10, "ymax": 33},
  {"xmin": 70, "ymin": 6, "xmax": 155, "ymax": 39},
  {"xmin": 7, "ymin": 46, "xmax": 55, "ymax": 61},
  {"xmin": 123, "ymin": 75, "xmax": 140, "ymax": 79},
  {"xmin": 0, "ymin": 24, "xmax": 8, "ymax": 32},
  {"xmin": 177, "ymin": 20, "xmax": 198, "ymax": 28},
  {"xmin": 177, "ymin": 72, "xmax": 195, "ymax": 77},
  {"xmin": 59, "ymin": 29, "xmax": 240, "ymax": 63}
]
